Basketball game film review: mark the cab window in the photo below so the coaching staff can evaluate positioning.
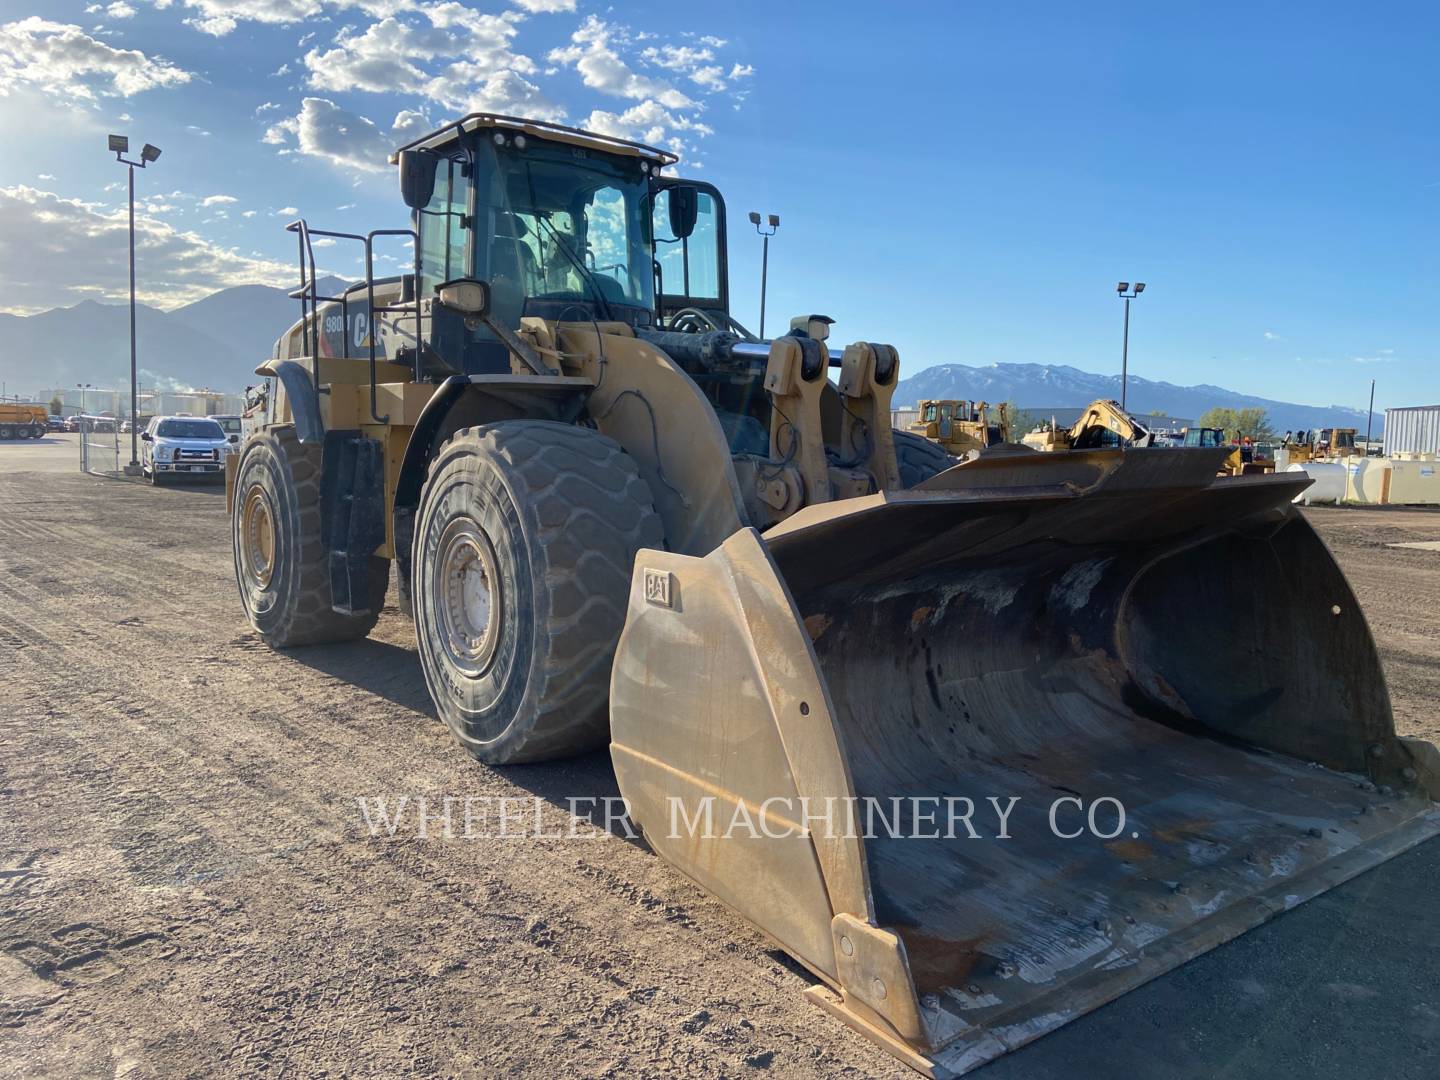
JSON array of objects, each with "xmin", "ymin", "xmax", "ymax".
[
  {"xmin": 922, "ymin": 404, "xmax": 937, "ymax": 422},
  {"xmin": 653, "ymin": 187, "xmax": 723, "ymax": 308},
  {"xmin": 418, "ymin": 154, "xmax": 471, "ymax": 294}
]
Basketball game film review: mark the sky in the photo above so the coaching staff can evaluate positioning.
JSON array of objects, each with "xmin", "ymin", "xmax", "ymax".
[{"xmin": 0, "ymin": 0, "xmax": 1435, "ymax": 410}]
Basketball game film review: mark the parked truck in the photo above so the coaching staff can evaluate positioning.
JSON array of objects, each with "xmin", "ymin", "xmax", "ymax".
[{"xmin": 0, "ymin": 403, "xmax": 49, "ymax": 440}]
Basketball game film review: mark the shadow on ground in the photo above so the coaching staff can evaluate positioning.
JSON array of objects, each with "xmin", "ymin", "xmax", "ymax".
[{"xmin": 282, "ymin": 632, "xmax": 629, "ymax": 831}]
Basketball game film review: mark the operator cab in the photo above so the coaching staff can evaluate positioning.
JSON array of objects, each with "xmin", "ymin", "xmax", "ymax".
[
  {"xmin": 394, "ymin": 116, "xmax": 736, "ymax": 377},
  {"xmin": 1182, "ymin": 427, "xmax": 1227, "ymax": 448}
]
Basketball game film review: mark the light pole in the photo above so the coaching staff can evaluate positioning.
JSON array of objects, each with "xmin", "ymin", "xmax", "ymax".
[
  {"xmin": 1115, "ymin": 281, "xmax": 1146, "ymax": 410},
  {"xmin": 109, "ymin": 134, "xmax": 161, "ymax": 475},
  {"xmin": 1365, "ymin": 378, "xmax": 1376, "ymax": 454},
  {"xmin": 748, "ymin": 211, "xmax": 779, "ymax": 338}
]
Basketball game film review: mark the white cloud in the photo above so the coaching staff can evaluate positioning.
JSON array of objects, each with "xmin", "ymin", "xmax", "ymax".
[
  {"xmin": 0, "ymin": 17, "xmax": 193, "ymax": 99},
  {"xmin": 548, "ymin": 16, "xmax": 693, "ymax": 109},
  {"xmin": 201, "ymin": 194, "xmax": 238, "ymax": 206},
  {"xmin": 641, "ymin": 44, "xmax": 712, "ymax": 72},
  {"xmin": 581, "ymin": 99, "xmax": 712, "ymax": 156},
  {"xmin": 509, "ymin": 0, "xmax": 573, "ymax": 10},
  {"xmin": 1263, "ymin": 330, "xmax": 1280, "ymax": 341},
  {"xmin": 276, "ymin": 205, "xmax": 299, "ymax": 215},
  {"xmin": 0, "ymin": 185, "xmax": 291, "ymax": 312},
  {"xmin": 263, "ymin": 96, "xmax": 409, "ymax": 172},
  {"xmin": 297, "ymin": 5, "xmax": 560, "ymax": 118},
  {"xmin": 174, "ymin": 0, "xmax": 323, "ymax": 37},
  {"xmin": 107, "ymin": 2, "xmax": 137, "ymax": 17}
]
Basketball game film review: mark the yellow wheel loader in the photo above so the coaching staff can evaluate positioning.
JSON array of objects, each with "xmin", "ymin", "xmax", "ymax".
[{"xmin": 228, "ymin": 114, "xmax": 1440, "ymax": 1077}]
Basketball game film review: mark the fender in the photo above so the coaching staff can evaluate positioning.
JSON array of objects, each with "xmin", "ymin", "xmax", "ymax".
[{"xmin": 269, "ymin": 360, "xmax": 325, "ymax": 444}]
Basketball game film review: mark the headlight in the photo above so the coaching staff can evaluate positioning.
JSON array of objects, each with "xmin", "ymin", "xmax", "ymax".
[{"xmin": 156, "ymin": 443, "xmax": 173, "ymax": 460}]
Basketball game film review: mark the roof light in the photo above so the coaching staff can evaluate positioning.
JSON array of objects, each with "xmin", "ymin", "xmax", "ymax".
[{"xmin": 512, "ymin": 134, "xmax": 526, "ymax": 150}]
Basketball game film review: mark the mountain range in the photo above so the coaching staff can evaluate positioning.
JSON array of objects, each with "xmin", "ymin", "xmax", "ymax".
[
  {"xmin": 0, "ymin": 282, "xmax": 1373, "ymax": 433},
  {"xmin": 895, "ymin": 363, "xmax": 1375, "ymax": 435},
  {"xmin": 0, "ymin": 278, "xmax": 345, "ymax": 398}
]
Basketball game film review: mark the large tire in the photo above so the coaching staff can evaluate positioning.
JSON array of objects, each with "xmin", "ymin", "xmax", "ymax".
[
  {"xmin": 893, "ymin": 429, "xmax": 955, "ymax": 488},
  {"xmin": 0, "ymin": 425, "xmax": 13, "ymax": 440},
  {"xmin": 413, "ymin": 421, "xmax": 664, "ymax": 764},
  {"xmin": 232, "ymin": 426, "xmax": 389, "ymax": 648}
]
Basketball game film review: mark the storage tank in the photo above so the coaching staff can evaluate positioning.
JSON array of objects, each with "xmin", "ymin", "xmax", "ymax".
[
  {"xmin": 1288, "ymin": 462, "xmax": 1346, "ymax": 505},
  {"xmin": 1385, "ymin": 457, "xmax": 1440, "ymax": 505},
  {"xmin": 1345, "ymin": 458, "xmax": 1390, "ymax": 504},
  {"xmin": 1384, "ymin": 405, "xmax": 1440, "ymax": 456}
]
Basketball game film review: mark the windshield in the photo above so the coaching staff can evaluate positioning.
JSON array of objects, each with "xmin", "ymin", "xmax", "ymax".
[
  {"xmin": 214, "ymin": 417, "xmax": 242, "ymax": 434},
  {"xmin": 1184, "ymin": 428, "xmax": 1223, "ymax": 447},
  {"xmin": 158, "ymin": 419, "xmax": 224, "ymax": 439},
  {"xmin": 480, "ymin": 140, "xmax": 655, "ymax": 324}
]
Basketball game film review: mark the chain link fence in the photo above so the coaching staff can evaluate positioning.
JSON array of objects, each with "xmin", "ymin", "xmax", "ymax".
[{"xmin": 79, "ymin": 422, "xmax": 124, "ymax": 478}]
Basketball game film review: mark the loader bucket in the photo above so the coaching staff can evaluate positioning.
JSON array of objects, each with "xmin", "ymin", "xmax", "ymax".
[{"xmin": 609, "ymin": 447, "xmax": 1440, "ymax": 1077}]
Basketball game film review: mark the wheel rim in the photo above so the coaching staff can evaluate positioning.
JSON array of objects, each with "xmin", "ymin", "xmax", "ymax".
[
  {"xmin": 240, "ymin": 484, "xmax": 277, "ymax": 588},
  {"xmin": 434, "ymin": 517, "xmax": 503, "ymax": 677}
]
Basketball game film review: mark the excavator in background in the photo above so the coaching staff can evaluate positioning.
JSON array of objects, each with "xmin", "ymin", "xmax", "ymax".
[
  {"xmin": 1021, "ymin": 397, "xmax": 1156, "ymax": 451},
  {"xmin": 225, "ymin": 113, "xmax": 1440, "ymax": 1077},
  {"xmin": 907, "ymin": 398, "xmax": 1008, "ymax": 455}
]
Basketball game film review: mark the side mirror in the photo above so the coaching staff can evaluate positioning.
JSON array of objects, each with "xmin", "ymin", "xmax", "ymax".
[
  {"xmin": 435, "ymin": 277, "xmax": 491, "ymax": 318},
  {"xmin": 398, "ymin": 148, "xmax": 439, "ymax": 210},
  {"xmin": 667, "ymin": 184, "xmax": 699, "ymax": 240},
  {"xmin": 229, "ymin": 434, "xmax": 240, "ymax": 443},
  {"xmin": 140, "ymin": 431, "xmax": 153, "ymax": 442}
]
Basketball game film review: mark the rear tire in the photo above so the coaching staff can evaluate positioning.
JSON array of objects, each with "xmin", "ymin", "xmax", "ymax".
[
  {"xmin": 232, "ymin": 426, "xmax": 389, "ymax": 647},
  {"xmin": 0, "ymin": 425, "xmax": 12, "ymax": 440},
  {"xmin": 893, "ymin": 430, "xmax": 955, "ymax": 488},
  {"xmin": 413, "ymin": 421, "xmax": 664, "ymax": 764}
]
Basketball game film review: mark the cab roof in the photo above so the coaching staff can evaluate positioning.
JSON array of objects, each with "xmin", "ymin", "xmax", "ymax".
[{"xmin": 388, "ymin": 113, "xmax": 679, "ymax": 168}]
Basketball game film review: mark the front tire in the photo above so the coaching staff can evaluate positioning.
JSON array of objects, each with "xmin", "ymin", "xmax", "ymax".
[
  {"xmin": 414, "ymin": 421, "xmax": 663, "ymax": 764},
  {"xmin": 232, "ymin": 426, "xmax": 389, "ymax": 647}
]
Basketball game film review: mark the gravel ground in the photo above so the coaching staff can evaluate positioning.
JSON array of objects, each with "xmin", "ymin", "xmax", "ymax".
[{"xmin": 2, "ymin": 435, "xmax": 1437, "ymax": 1079}]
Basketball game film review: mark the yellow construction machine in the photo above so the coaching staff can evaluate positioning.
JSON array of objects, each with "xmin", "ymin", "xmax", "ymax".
[
  {"xmin": 1021, "ymin": 397, "xmax": 1156, "ymax": 451},
  {"xmin": 1284, "ymin": 426, "xmax": 1359, "ymax": 465},
  {"xmin": 227, "ymin": 114, "xmax": 1440, "ymax": 1077},
  {"xmin": 908, "ymin": 398, "xmax": 1007, "ymax": 455}
]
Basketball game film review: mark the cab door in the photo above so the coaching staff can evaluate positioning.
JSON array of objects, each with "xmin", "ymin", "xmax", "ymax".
[
  {"xmin": 938, "ymin": 403, "xmax": 954, "ymax": 439},
  {"xmin": 651, "ymin": 181, "xmax": 730, "ymax": 325}
]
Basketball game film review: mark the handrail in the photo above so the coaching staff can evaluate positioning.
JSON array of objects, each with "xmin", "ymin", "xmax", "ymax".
[{"xmin": 284, "ymin": 219, "xmax": 421, "ymax": 426}]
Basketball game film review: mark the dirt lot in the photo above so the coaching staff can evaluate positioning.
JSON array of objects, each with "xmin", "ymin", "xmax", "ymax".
[{"xmin": 3, "ymin": 435, "xmax": 1438, "ymax": 1079}]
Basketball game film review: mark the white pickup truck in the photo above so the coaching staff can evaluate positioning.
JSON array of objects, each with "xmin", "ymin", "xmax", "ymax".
[{"xmin": 140, "ymin": 416, "xmax": 238, "ymax": 485}]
